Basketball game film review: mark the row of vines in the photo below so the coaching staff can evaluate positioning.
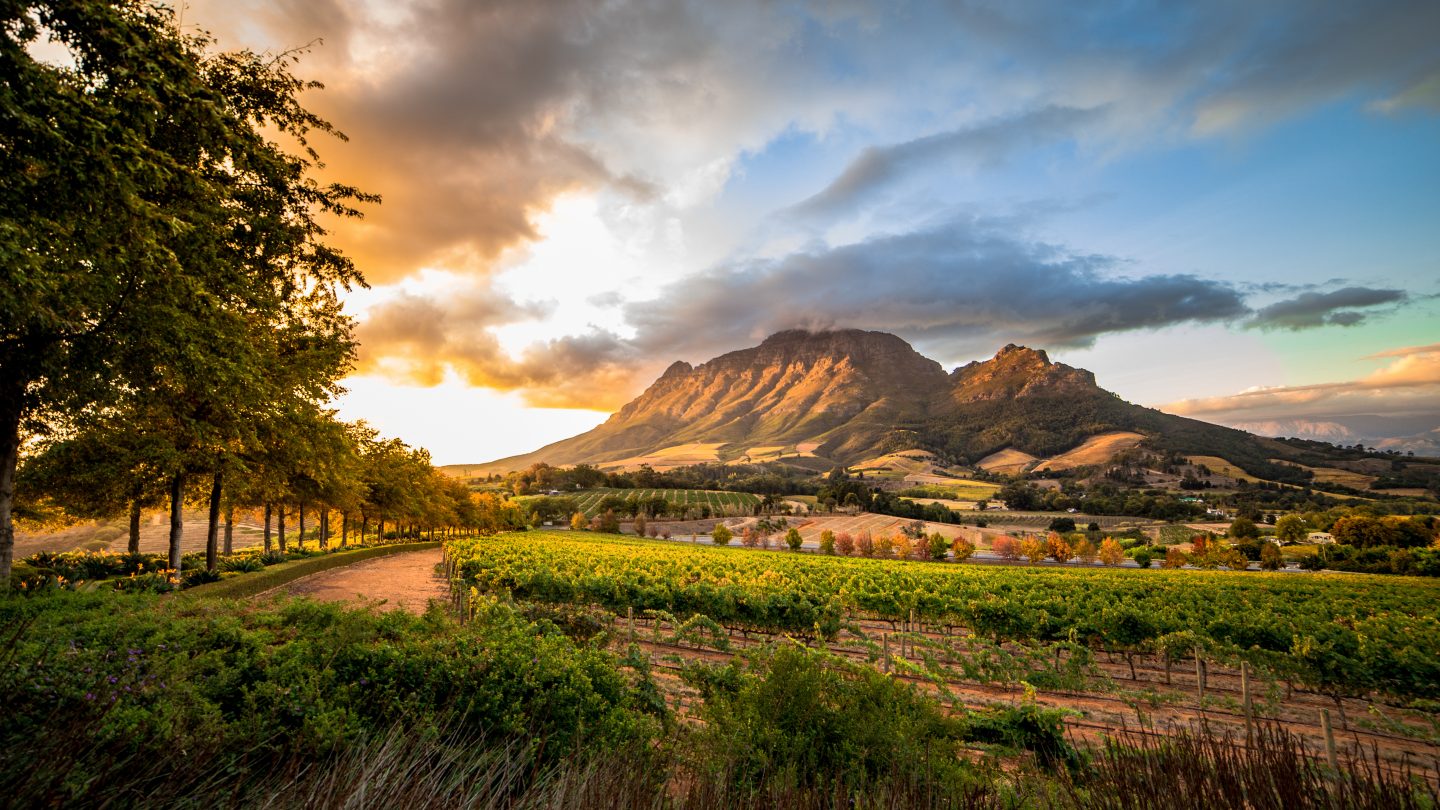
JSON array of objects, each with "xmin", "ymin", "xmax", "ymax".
[{"xmin": 446, "ymin": 532, "xmax": 1440, "ymax": 703}]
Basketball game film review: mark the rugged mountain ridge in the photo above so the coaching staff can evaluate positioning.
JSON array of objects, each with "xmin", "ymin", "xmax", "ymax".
[{"xmin": 472, "ymin": 329, "xmax": 1297, "ymax": 476}]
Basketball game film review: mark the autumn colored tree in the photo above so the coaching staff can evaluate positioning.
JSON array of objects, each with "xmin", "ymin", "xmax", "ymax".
[
  {"xmin": 570, "ymin": 511, "xmax": 588, "ymax": 531},
  {"xmin": 1164, "ymin": 546, "xmax": 1188, "ymax": 568},
  {"xmin": 1074, "ymin": 537, "xmax": 1097, "ymax": 563},
  {"xmin": 890, "ymin": 533, "xmax": 909, "ymax": 559},
  {"xmin": 876, "ymin": 534, "xmax": 896, "ymax": 559},
  {"xmin": 1020, "ymin": 536, "xmax": 1046, "ymax": 564},
  {"xmin": 1098, "ymin": 538, "xmax": 1125, "ymax": 565},
  {"xmin": 819, "ymin": 529, "xmax": 836, "ymax": 555},
  {"xmin": 633, "ymin": 513, "xmax": 647, "ymax": 537},
  {"xmin": 950, "ymin": 535, "xmax": 975, "ymax": 562},
  {"xmin": 711, "ymin": 524, "xmax": 733, "ymax": 545},
  {"xmin": 991, "ymin": 535, "xmax": 1019, "ymax": 560},
  {"xmin": 856, "ymin": 530, "xmax": 875, "ymax": 557},
  {"xmin": 835, "ymin": 531, "xmax": 855, "ymax": 556},
  {"xmin": 1046, "ymin": 532, "xmax": 1073, "ymax": 563}
]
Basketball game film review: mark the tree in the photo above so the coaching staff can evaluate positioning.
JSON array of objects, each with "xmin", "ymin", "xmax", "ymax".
[
  {"xmin": 1045, "ymin": 532, "xmax": 1072, "ymax": 563},
  {"xmin": 856, "ymin": 530, "xmax": 875, "ymax": 557},
  {"xmin": 1020, "ymin": 537, "xmax": 1046, "ymax": 564},
  {"xmin": 876, "ymin": 534, "xmax": 896, "ymax": 559},
  {"xmin": 1164, "ymin": 547, "xmax": 1188, "ymax": 568},
  {"xmin": 1260, "ymin": 542, "xmax": 1283, "ymax": 571},
  {"xmin": 1, "ymin": 3, "xmax": 372, "ymax": 584},
  {"xmin": 818, "ymin": 529, "xmax": 835, "ymax": 555},
  {"xmin": 1098, "ymin": 538, "xmax": 1125, "ymax": 566},
  {"xmin": 949, "ymin": 535, "xmax": 975, "ymax": 562},
  {"xmin": 1133, "ymin": 549, "xmax": 1153, "ymax": 568},
  {"xmin": 785, "ymin": 527, "xmax": 803, "ymax": 551},
  {"xmin": 1229, "ymin": 517, "xmax": 1260, "ymax": 540},
  {"xmin": 633, "ymin": 513, "xmax": 647, "ymax": 537},
  {"xmin": 1048, "ymin": 517, "xmax": 1076, "ymax": 533},
  {"xmin": 711, "ymin": 524, "xmax": 733, "ymax": 545},
  {"xmin": 570, "ymin": 511, "xmax": 588, "ymax": 531},
  {"xmin": 1274, "ymin": 514, "xmax": 1307, "ymax": 544},
  {"xmin": 928, "ymin": 532, "xmax": 950, "ymax": 560},
  {"xmin": 991, "ymin": 535, "xmax": 1019, "ymax": 560},
  {"xmin": 597, "ymin": 509, "xmax": 621, "ymax": 534},
  {"xmin": 1074, "ymin": 537, "xmax": 1097, "ymax": 563},
  {"xmin": 835, "ymin": 532, "xmax": 854, "ymax": 556}
]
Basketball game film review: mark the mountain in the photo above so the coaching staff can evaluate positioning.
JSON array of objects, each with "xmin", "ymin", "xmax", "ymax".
[{"xmin": 469, "ymin": 329, "xmax": 1311, "ymax": 479}]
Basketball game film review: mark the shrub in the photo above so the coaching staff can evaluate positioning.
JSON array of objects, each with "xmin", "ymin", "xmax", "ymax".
[
  {"xmin": 711, "ymin": 525, "xmax": 733, "ymax": 545},
  {"xmin": 818, "ymin": 530, "xmax": 836, "ymax": 555},
  {"xmin": 1132, "ymin": 550, "xmax": 1153, "ymax": 569},
  {"xmin": 785, "ymin": 528, "xmax": 803, "ymax": 551}
]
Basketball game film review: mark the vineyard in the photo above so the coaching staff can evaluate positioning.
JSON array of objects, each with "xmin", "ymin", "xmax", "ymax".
[
  {"xmin": 444, "ymin": 532, "xmax": 1440, "ymax": 777},
  {"xmin": 564, "ymin": 488, "xmax": 760, "ymax": 518},
  {"xmin": 447, "ymin": 532, "xmax": 1440, "ymax": 702}
]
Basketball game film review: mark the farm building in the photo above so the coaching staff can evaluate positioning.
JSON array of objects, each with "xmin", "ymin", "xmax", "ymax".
[{"xmin": 1308, "ymin": 531, "xmax": 1335, "ymax": 544}]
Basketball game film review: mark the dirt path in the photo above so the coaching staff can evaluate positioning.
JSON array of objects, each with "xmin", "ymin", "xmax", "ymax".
[{"xmin": 268, "ymin": 548, "xmax": 448, "ymax": 614}]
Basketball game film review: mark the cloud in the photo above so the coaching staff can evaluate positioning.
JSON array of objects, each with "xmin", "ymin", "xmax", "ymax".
[
  {"xmin": 1165, "ymin": 343, "xmax": 1440, "ymax": 419},
  {"xmin": 786, "ymin": 106, "xmax": 1104, "ymax": 220},
  {"xmin": 1246, "ymin": 287, "xmax": 1409, "ymax": 330}
]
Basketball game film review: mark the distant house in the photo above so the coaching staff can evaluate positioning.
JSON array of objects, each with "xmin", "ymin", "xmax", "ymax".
[{"xmin": 1308, "ymin": 531, "xmax": 1335, "ymax": 544}]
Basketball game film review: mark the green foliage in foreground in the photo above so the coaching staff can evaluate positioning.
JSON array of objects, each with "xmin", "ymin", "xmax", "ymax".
[
  {"xmin": 450, "ymin": 532, "xmax": 1440, "ymax": 701},
  {"xmin": 0, "ymin": 592, "xmax": 662, "ymax": 805}
]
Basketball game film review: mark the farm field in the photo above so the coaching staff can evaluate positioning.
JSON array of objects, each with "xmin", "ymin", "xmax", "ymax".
[
  {"xmin": 596, "ymin": 442, "xmax": 726, "ymax": 471},
  {"xmin": 447, "ymin": 531, "xmax": 1440, "ymax": 776},
  {"xmin": 563, "ymin": 487, "xmax": 760, "ymax": 518},
  {"xmin": 976, "ymin": 448, "xmax": 1040, "ymax": 474},
  {"xmin": 1271, "ymin": 459, "xmax": 1379, "ymax": 490},
  {"xmin": 1033, "ymin": 431, "xmax": 1145, "ymax": 472}
]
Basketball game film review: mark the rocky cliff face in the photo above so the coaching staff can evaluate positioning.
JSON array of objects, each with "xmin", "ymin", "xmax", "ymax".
[{"xmin": 476, "ymin": 330, "xmax": 1136, "ymax": 471}]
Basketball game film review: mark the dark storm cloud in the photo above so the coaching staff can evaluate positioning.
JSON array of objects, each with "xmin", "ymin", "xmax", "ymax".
[
  {"xmin": 786, "ymin": 106, "xmax": 1104, "ymax": 220},
  {"xmin": 1247, "ymin": 287, "xmax": 1409, "ymax": 331},
  {"xmin": 618, "ymin": 216, "xmax": 1250, "ymax": 362}
]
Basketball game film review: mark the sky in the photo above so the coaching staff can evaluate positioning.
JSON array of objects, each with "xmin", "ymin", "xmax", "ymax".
[{"xmin": 183, "ymin": 0, "xmax": 1440, "ymax": 464}]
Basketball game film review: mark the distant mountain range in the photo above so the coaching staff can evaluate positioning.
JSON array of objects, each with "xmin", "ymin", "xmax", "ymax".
[
  {"xmin": 468, "ymin": 329, "xmax": 1362, "ymax": 482},
  {"xmin": 1229, "ymin": 417, "xmax": 1440, "ymax": 456}
]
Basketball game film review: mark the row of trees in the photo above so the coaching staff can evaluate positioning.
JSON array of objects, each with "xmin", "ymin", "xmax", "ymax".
[{"xmin": 19, "ymin": 416, "xmax": 520, "ymax": 574}]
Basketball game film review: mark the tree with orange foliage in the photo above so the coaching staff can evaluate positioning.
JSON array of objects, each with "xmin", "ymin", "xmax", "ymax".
[
  {"xmin": 1046, "ymin": 532, "xmax": 1073, "ymax": 562},
  {"xmin": 1020, "ymin": 536, "xmax": 1046, "ymax": 564},
  {"xmin": 1098, "ymin": 537, "xmax": 1125, "ymax": 565}
]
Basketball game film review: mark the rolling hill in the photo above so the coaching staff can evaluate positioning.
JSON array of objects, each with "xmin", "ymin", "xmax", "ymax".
[{"xmin": 464, "ymin": 329, "xmax": 1367, "ymax": 482}]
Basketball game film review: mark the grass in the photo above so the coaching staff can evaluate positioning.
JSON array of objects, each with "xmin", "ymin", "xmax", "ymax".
[{"xmin": 182, "ymin": 541, "xmax": 441, "ymax": 600}]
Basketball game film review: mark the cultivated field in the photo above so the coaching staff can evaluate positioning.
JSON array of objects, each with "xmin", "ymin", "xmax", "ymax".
[
  {"xmin": 447, "ymin": 532, "xmax": 1440, "ymax": 778},
  {"xmin": 1271, "ymin": 459, "xmax": 1379, "ymax": 490},
  {"xmin": 567, "ymin": 487, "xmax": 759, "ymax": 518},
  {"xmin": 597, "ymin": 442, "xmax": 726, "ymax": 471},
  {"xmin": 977, "ymin": 447, "xmax": 1040, "ymax": 474},
  {"xmin": 1033, "ymin": 431, "xmax": 1145, "ymax": 472}
]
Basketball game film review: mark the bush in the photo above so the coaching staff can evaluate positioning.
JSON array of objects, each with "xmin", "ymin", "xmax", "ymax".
[
  {"xmin": 1132, "ymin": 550, "xmax": 1153, "ymax": 568},
  {"xmin": 0, "ymin": 592, "xmax": 665, "ymax": 804},
  {"xmin": 681, "ymin": 644, "xmax": 985, "ymax": 793}
]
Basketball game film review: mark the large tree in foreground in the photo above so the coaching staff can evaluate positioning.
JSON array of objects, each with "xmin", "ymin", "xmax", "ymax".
[{"xmin": 0, "ymin": 1, "xmax": 374, "ymax": 584}]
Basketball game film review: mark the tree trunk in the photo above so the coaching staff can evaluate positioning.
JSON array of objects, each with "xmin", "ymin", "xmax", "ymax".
[
  {"xmin": 378, "ymin": 514, "xmax": 385, "ymax": 542},
  {"xmin": 0, "ymin": 390, "xmax": 20, "ymax": 588},
  {"xmin": 168, "ymin": 473, "xmax": 185, "ymax": 575},
  {"xmin": 278, "ymin": 506, "xmax": 287, "ymax": 552},
  {"xmin": 361, "ymin": 515, "xmax": 368, "ymax": 545},
  {"xmin": 128, "ymin": 498, "xmax": 143, "ymax": 554},
  {"xmin": 205, "ymin": 471, "xmax": 222, "ymax": 572},
  {"xmin": 263, "ymin": 503, "xmax": 273, "ymax": 554},
  {"xmin": 341, "ymin": 513, "xmax": 348, "ymax": 546},
  {"xmin": 298, "ymin": 502, "xmax": 306, "ymax": 550},
  {"xmin": 319, "ymin": 508, "xmax": 329, "ymax": 550},
  {"xmin": 223, "ymin": 506, "xmax": 234, "ymax": 555}
]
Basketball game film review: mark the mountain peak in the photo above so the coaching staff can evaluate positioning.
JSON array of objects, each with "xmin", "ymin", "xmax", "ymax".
[
  {"xmin": 994, "ymin": 344, "xmax": 1051, "ymax": 365},
  {"xmin": 951, "ymin": 344, "xmax": 1097, "ymax": 402}
]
